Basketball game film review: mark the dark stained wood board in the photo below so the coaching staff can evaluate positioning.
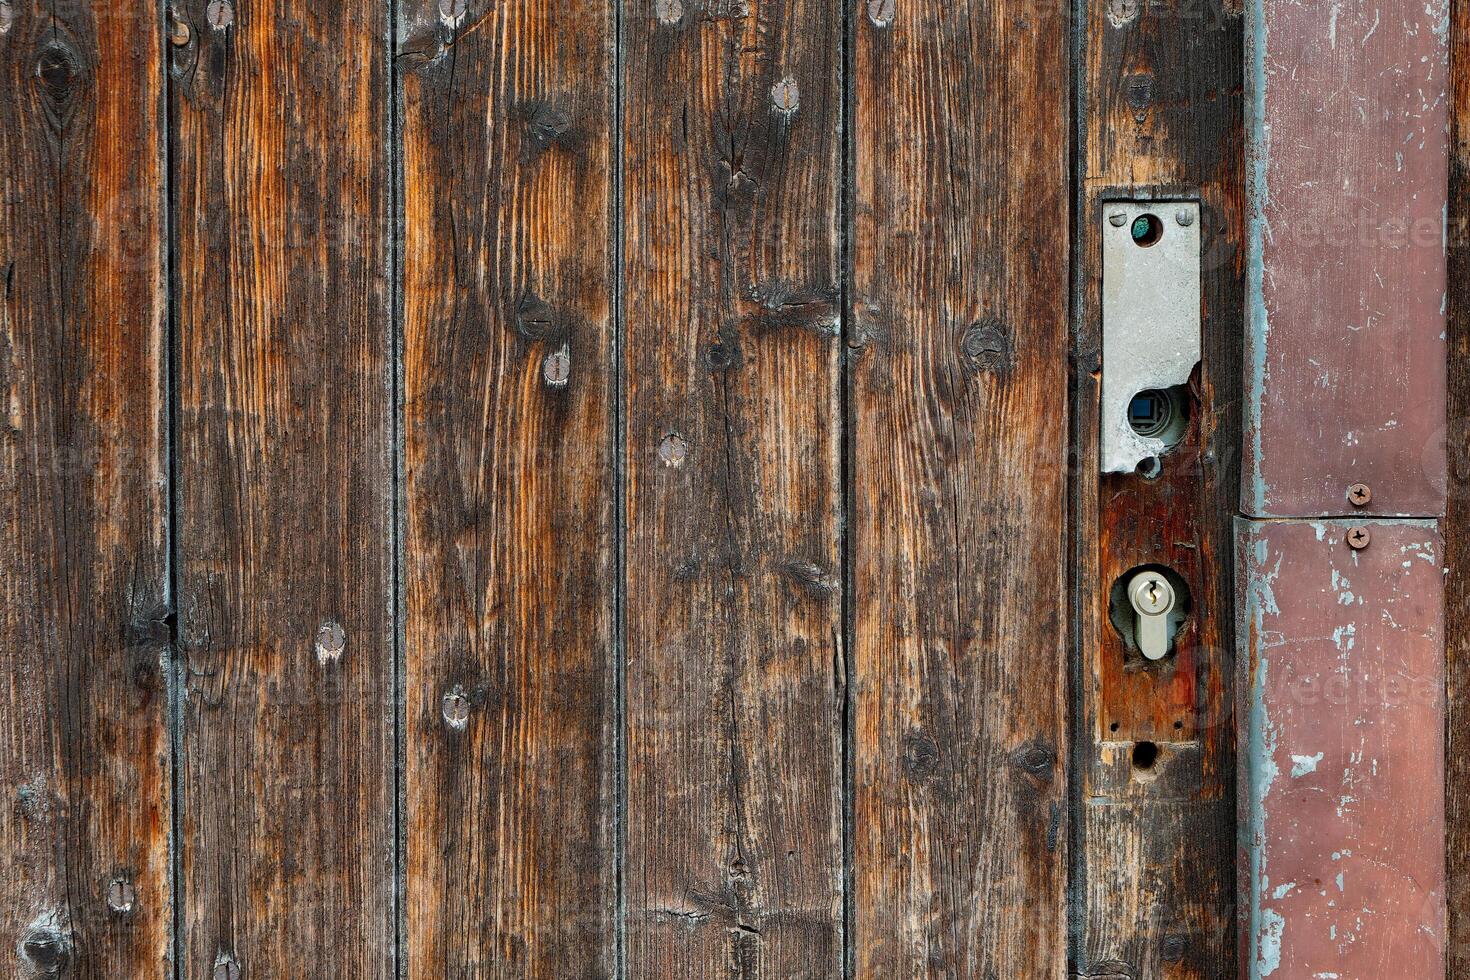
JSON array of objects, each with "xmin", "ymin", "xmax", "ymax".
[
  {"xmin": 850, "ymin": 0, "xmax": 1072, "ymax": 973},
  {"xmin": 398, "ymin": 0, "xmax": 618, "ymax": 974},
  {"xmin": 1070, "ymin": 0, "xmax": 1244, "ymax": 974},
  {"xmin": 1443, "ymin": 0, "xmax": 1470, "ymax": 968},
  {"xmin": 170, "ymin": 0, "xmax": 396, "ymax": 977},
  {"xmin": 621, "ymin": 0, "xmax": 845, "ymax": 974},
  {"xmin": 0, "ymin": 1, "xmax": 170, "ymax": 976}
]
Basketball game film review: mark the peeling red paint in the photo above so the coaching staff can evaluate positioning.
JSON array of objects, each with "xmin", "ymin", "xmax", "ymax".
[{"xmin": 1238, "ymin": 520, "xmax": 1445, "ymax": 978}]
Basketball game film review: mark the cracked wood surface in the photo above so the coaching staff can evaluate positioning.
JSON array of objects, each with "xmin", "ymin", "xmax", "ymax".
[
  {"xmin": 851, "ymin": 0, "xmax": 1071, "ymax": 973},
  {"xmin": 0, "ymin": 1, "xmax": 169, "ymax": 976},
  {"xmin": 170, "ymin": 0, "xmax": 395, "ymax": 976},
  {"xmin": 622, "ymin": 0, "xmax": 845, "ymax": 975},
  {"xmin": 399, "ymin": 0, "xmax": 618, "ymax": 975}
]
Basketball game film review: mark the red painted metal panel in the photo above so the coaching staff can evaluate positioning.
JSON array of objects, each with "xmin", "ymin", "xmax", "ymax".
[
  {"xmin": 1238, "ymin": 519, "xmax": 1445, "ymax": 978},
  {"xmin": 1244, "ymin": 0, "xmax": 1449, "ymax": 518}
]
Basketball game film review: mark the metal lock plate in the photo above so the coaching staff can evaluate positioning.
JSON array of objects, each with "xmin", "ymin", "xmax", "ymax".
[{"xmin": 1100, "ymin": 201, "xmax": 1202, "ymax": 475}]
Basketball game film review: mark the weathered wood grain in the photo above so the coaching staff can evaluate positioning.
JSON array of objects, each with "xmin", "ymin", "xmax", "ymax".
[
  {"xmin": 170, "ymin": 1, "xmax": 394, "ymax": 976},
  {"xmin": 1071, "ymin": 0, "xmax": 1243, "ymax": 974},
  {"xmin": 1443, "ymin": 0, "xmax": 1470, "ymax": 968},
  {"xmin": 398, "ymin": 0, "xmax": 617, "ymax": 974},
  {"xmin": 1238, "ymin": 520, "xmax": 1446, "ymax": 977},
  {"xmin": 622, "ymin": 0, "xmax": 844, "ymax": 974},
  {"xmin": 0, "ymin": 1, "xmax": 169, "ymax": 975},
  {"xmin": 851, "ymin": 0, "xmax": 1071, "ymax": 973},
  {"xmin": 1243, "ymin": 0, "xmax": 1449, "ymax": 518}
]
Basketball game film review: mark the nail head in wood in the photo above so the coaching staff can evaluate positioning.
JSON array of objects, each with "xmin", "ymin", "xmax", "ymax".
[
  {"xmin": 1347, "ymin": 482, "xmax": 1372, "ymax": 507},
  {"xmin": 106, "ymin": 876, "xmax": 137, "ymax": 915},
  {"xmin": 168, "ymin": 10, "xmax": 191, "ymax": 46},
  {"xmin": 205, "ymin": 0, "xmax": 233, "ymax": 29},
  {"xmin": 442, "ymin": 688, "xmax": 470, "ymax": 729},
  {"xmin": 315, "ymin": 621, "xmax": 346, "ymax": 665},
  {"xmin": 655, "ymin": 0, "xmax": 683, "ymax": 25},
  {"xmin": 770, "ymin": 78, "xmax": 800, "ymax": 113},
  {"xmin": 213, "ymin": 954, "xmax": 241, "ymax": 980},
  {"xmin": 439, "ymin": 0, "xmax": 466, "ymax": 25},
  {"xmin": 0, "ymin": 3, "xmax": 13, "ymax": 34},
  {"xmin": 658, "ymin": 433, "xmax": 689, "ymax": 467},
  {"xmin": 1346, "ymin": 526, "xmax": 1371, "ymax": 550},
  {"xmin": 543, "ymin": 345, "xmax": 571, "ymax": 389},
  {"xmin": 866, "ymin": 0, "xmax": 894, "ymax": 27}
]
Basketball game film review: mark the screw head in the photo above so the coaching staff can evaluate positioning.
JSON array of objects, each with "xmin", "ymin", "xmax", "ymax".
[
  {"xmin": 1175, "ymin": 208, "xmax": 1195, "ymax": 227},
  {"xmin": 1346, "ymin": 527, "xmax": 1371, "ymax": 550},
  {"xmin": 1347, "ymin": 482, "xmax": 1372, "ymax": 507},
  {"xmin": 1108, "ymin": 212, "xmax": 1128, "ymax": 227}
]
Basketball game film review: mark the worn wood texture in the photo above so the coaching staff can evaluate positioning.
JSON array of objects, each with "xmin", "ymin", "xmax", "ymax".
[
  {"xmin": 1444, "ymin": 0, "xmax": 1470, "ymax": 968},
  {"xmin": 1071, "ymin": 0, "xmax": 1243, "ymax": 975},
  {"xmin": 398, "ymin": 0, "xmax": 617, "ymax": 975},
  {"xmin": 1237, "ymin": 519, "xmax": 1446, "ymax": 978},
  {"xmin": 1243, "ymin": 0, "xmax": 1449, "ymax": 518},
  {"xmin": 851, "ymin": 0, "xmax": 1070, "ymax": 973},
  {"xmin": 622, "ymin": 0, "xmax": 844, "ymax": 974},
  {"xmin": 170, "ymin": 1, "xmax": 395, "ymax": 976},
  {"xmin": 0, "ymin": 1, "xmax": 169, "ymax": 975}
]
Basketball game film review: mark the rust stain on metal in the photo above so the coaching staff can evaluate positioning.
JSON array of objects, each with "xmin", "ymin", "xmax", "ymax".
[
  {"xmin": 1238, "ymin": 519, "xmax": 1445, "ymax": 978},
  {"xmin": 1245, "ymin": 0, "xmax": 1449, "ymax": 517}
]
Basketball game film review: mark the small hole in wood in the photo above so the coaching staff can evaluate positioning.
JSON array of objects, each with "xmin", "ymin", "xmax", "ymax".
[
  {"xmin": 1131, "ymin": 212, "xmax": 1164, "ymax": 247},
  {"xmin": 1132, "ymin": 741, "xmax": 1159, "ymax": 770}
]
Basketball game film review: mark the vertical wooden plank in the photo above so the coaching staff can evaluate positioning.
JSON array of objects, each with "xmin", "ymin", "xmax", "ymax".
[
  {"xmin": 1071, "ymin": 1, "xmax": 1243, "ymax": 975},
  {"xmin": 622, "ymin": 0, "xmax": 844, "ymax": 972},
  {"xmin": 0, "ymin": 1, "xmax": 169, "ymax": 975},
  {"xmin": 1238, "ymin": 520, "xmax": 1446, "ymax": 977},
  {"xmin": 170, "ymin": 0, "xmax": 394, "ymax": 976},
  {"xmin": 1243, "ymin": 0, "xmax": 1449, "ymax": 517},
  {"xmin": 851, "ymin": 0, "xmax": 1070, "ymax": 973},
  {"xmin": 398, "ymin": 0, "xmax": 617, "ymax": 974},
  {"xmin": 1445, "ymin": 0, "xmax": 1470, "ymax": 968}
]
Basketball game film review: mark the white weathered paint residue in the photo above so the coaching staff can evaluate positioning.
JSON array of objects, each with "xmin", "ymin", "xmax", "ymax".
[
  {"xmin": 1258, "ymin": 907, "xmax": 1285, "ymax": 976},
  {"xmin": 1273, "ymin": 881, "xmax": 1297, "ymax": 900},
  {"xmin": 1291, "ymin": 752, "xmax": 1324, "ymax": 777}
]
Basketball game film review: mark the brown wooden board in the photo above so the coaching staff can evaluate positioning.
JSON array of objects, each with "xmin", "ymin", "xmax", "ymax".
[
  {"xmin": 1070, "ymin": 0, "xmax": 1243, "ymax": 975},
  {"xmin": 621, "ymin": 0, "xmax": 845, "ymax": 973},
  {"xmin": 1243, "ymin": 0, "xmax": 1449, "ymax": 518},
  {"xmin": 0, "ymin": 1, "xmax": 169, "ymax": 975},
  {"xmin": 850, "ymin": 0, "xmax": 1071, "ymax": 973},
  {"xmin": 1237, "ymin": 519, "xmax": 1446, "ymax": 977},
  {"xmin": 170, "ymin": 1, "xmax": 395, "ymax": 976},
  {"xmin": 1445, "ymin": 0, "xmax": 1470, "ymax": 967},
  {"xmin": 398, "ymin": 0, "xmax": 618, "ymax": 974}
]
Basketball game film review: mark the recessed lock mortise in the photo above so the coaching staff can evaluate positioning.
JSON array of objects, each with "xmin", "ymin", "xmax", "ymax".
[{"xmin": 1100, "ymin": 200, "xmax": 1202, "ymax": 477}]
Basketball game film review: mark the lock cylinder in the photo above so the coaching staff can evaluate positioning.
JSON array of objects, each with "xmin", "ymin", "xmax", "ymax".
[{"xmin": 1109, "ymin": 564, "xmax": 1191, "ymax": 661}]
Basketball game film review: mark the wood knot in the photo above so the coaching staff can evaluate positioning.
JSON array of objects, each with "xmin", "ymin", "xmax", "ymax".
[
  {"xmin": 703, "ymin": 343, "xmax": 737, "ymax": 372},
  {"xmin": 901, "ymin": 730, "xmax": 941, "ymax": 781},
  {"xmin": 780, "ymin": 560, "xmax": 838, "ymax": 598},
  {"xmin": 960, "ymin": 318, "xmax": 1013, "ymax": 376},
  {"xmin": 1011, "ymin": 739, "xmax": 1056, "ymax": 778},
  {"xmin": 1124, "ymin": 72, "xmax": 1153, "ymax": 118},
  {"xmin": 518, "ymin": 100, "xmax": 575, "ymax": 157},
  {"xmin": 34, "ymin": 38, "xmax": 84, "ymax": 121},
  {"xmin": 18, "ymin": 923, "xmax": 70, "ymax": 976},
  {"xmin": 1160, "ymin": 933, "xmax": 1189, "ymax": 962}
]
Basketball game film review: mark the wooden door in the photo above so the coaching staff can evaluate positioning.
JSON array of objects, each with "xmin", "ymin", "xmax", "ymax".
[{"xmin": 0, "ymin": 0, "xmax": 1459, "ymax": 976}]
